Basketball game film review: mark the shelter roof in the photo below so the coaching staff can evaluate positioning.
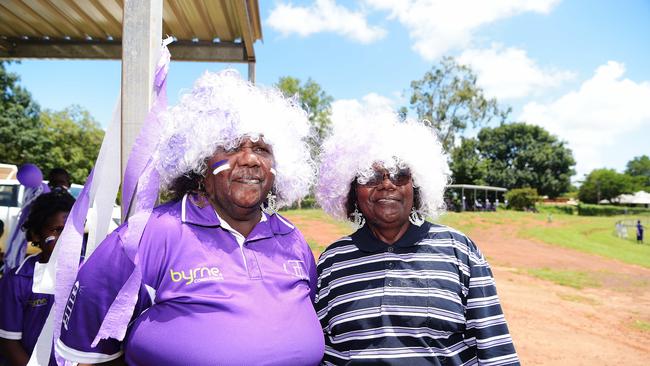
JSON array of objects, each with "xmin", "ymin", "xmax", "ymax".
[
  {"xmin": 612, "ymin": 191, "xmax": 650, "ymax": 205},
  {"xmin": 0, "ymin": 0, "xmax": 262, "ymax": 62},
  {"xmin": 447, "ymin": 184, "xmax": 508, "ymax": 192}
]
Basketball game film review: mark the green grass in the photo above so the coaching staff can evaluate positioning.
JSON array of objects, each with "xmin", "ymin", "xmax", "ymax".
[
  {"xmin": 521, "ymin": 214, "xmax": 650, "ymax": 269},
  {"xmin": 557, "ymin": 293, "xmax": 600, "ymax": 305},
  {"xmin": 281, "ymin": 208, "xmax": 351, "ymax": 232},
  {"xmin": 282, "ymin": 208, "xmax": 650, "ymax": 269},
  {"xmin": 632, "ymin": 320, "xmax": 650, "ymax": 332},
  {"xmin": 441, "ymin": 210, "xmax": 650, "ymax": 270},
  {"xmin": 437, "ymin": 210, "xmax": 533, "ymax": 236},
  {"xmin": 306, "ymin": 240, "xmax": 321, "ymax": 251},
  {"xmin": 527, "ymin": 268, "xmax": 601, "ymax": 289}
]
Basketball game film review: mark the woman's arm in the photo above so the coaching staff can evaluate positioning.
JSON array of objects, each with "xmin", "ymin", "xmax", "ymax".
[
  {"xmin": 0, "ymin": 338, "xmax": 29, "ymax": 366},
  {"xmin": 0, "ymin": 268, "xmax": 29, "ymax": 366},
  {"xmin": 462, "ymin": 238, "xmax": 519, "ymax": 365},
  {"xmin": 57, "ymin": 230, "xmax": 148, "ymax": 364}
]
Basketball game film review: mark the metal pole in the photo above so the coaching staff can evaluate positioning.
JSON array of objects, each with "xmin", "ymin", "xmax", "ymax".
[
  {"xmin": 121, "ymin": 0, "xmax": 163, "ymax": 220},
  {"xmin": 248, "ymin": 61, "xmax": 256, "ymax": 84}
]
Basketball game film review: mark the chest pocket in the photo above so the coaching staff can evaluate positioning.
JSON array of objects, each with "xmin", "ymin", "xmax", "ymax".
[{"xmin": 382, "ymin": 270, "xmax": 465, "ymax": 334}]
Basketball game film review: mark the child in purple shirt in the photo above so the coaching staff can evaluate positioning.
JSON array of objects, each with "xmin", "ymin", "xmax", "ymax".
[{"xmin": 0, "ymin": 191, "xmax": 74, "ymax": 365}]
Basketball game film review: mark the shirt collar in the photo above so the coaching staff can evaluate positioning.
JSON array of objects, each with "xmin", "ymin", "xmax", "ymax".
[
  {"xmin": 351, "ymin": 221, "xmax": 431, "ymax": 253},
  {"xmin": 15, "ymin": 253, "xmax": 41, "ymax": 277},
  {"xmin": 181, "ymin": 193, "xmax": 294, "ymax": 237},
  {"xmin": 181, "ymin": 193, "xmax": 221, "ymax": 227}
]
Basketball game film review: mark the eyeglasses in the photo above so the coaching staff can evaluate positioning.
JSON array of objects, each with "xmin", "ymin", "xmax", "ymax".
[{"xmin": 356, "ymin": 169, "xmax": 412, "ymax": 187}]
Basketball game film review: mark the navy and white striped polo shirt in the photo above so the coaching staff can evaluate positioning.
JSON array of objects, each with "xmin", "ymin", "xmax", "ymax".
[{"xmin": 315, "ymin": 221, "xmax": 519, "ymax": 365}]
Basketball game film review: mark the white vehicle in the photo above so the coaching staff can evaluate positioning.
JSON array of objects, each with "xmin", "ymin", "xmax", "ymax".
[
  {"xmin": 0, "ymin": 179, "xmax": 121, "ymax": 249},
  {"xmin": 0, "ymin": 163, "xmax": 17, "ymax": 180}
]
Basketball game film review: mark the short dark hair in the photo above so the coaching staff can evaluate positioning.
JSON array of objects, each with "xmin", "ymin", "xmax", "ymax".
[
  {"xmin": 166, "ymin": 172, "xmax": 205, "ymax": 202},
  {"xmin": 48, "ymin": 168, "xmax": 71, "ymax": 188},
  {"xmin": 23, "ymin": 191, "xmax": 75, "ymax": 244}
]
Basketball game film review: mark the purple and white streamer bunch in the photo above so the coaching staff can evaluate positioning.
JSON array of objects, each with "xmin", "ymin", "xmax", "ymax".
[
  {"xmin": 27, "ymin": 39, "xmax": 174, "ymax": 366},
  {"xmin": 316, "ymin": 109, "xmax": 450, "ymax": 221}
]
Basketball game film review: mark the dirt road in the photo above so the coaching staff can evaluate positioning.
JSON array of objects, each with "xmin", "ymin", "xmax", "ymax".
[{"xmin": 477, "ymin": 224, "xmax": 650, "ymax": 365}]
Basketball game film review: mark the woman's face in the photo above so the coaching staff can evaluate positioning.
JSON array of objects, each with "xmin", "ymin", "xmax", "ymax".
[
  {"xmin": 34, "ymin": 211, "xmax": 68, "ymax": 256},
  {"xmin": 355, "ymin": 165, "xmax": 414, "ymax": 230},
  {"xmin": 204, "ymin": 137, "xmax": 275, "ymax": 219}
]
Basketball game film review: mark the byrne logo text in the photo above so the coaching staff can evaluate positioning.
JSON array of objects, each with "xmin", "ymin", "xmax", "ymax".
[{"xmin": 170, "ymin": 266, "xmax": 224, "ymax": 285}]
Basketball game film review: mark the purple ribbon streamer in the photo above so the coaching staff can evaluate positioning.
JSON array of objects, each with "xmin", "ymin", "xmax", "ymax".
[
  {"xmin": 92, "ymin": 161, "xmax": 159, "ymax": 346},
  {"xmin": 92, "ymin": 40, "xmax": 170, "ymax": 346},
  {"xmin": 51, "ymin": 171, "xmax": 94, "ymax": 346},
  {"xmin": 121, "ymin": 45, "xmax": 170, "ymax": 218}
]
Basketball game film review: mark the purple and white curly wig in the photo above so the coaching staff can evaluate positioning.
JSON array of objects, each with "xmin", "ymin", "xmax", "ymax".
[
  {"xmin": 154, "ymin": 69, "xmax": 315, "ymax": 208},
  {"xmin": 316, "ymin": 109, "xmax": 450, "ymax": 221}
]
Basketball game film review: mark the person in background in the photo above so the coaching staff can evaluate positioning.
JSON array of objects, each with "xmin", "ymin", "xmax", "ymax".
[
  {"xmin": 315, "ymin": 111, "xmax": 519, "ymax": 365},
  {"xmin": 47, "ymin": 168, "xmax": 71, "ymax": 192},
  {"xmin": 637, "ymin": 220, "xmax": 644, "ymax": 244},
  {"xmin": 3, "ymin": 165, "xmax": 50, "ymax": 275},
  {"xmin": 0, "ymin": 191, "xmax": 75, "ymax": 365}
]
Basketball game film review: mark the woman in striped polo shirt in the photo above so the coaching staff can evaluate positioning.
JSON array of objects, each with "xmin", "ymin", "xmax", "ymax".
[{"xmin": 315, "ymin": 110, "xmax": 519, "ymax": 365}]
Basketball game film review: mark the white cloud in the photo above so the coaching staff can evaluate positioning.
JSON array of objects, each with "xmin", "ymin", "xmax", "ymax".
[
  {"xmin": 365, "ymin": 0, "xmax": 560, "ymax": 60},
  {"xmin": 458, "ymin": 44, "xmax": 574, "ymax": 100},
  {"xmin": 266, "ymin": 0, "xmax": 386, "ymax": 44},
  {"xmin": 331, "ymin": 93, "xmax": 396, "ymax": 126},
  {"xmin": 519, "ymin": 61, "xmax": 650, "ymax": 178}
]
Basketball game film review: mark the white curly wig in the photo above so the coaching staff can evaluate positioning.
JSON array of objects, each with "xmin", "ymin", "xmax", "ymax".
[
  {"xmin": 316, "ymin": 109, "xmax": 450, "ymax": 221},
  {"xmin": 154, "ymin": 69, "xmax": 315, "ymax": 208}
]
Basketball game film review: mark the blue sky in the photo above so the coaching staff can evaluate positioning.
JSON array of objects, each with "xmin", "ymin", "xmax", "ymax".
[{"xmin": 7, "ymin": 0, "xmax": 650, "ymax": 181}]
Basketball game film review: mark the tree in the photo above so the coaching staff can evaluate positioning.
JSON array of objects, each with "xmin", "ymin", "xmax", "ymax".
[
  {"xmin": 505, "ymin": 188, "xmax": 540, "ymax": 211},
  {"xmin": 275, "ymin": 76, "xmax": 333, "ymax": 148},
  {"xmin": 0, "ymin": 62, "xmax": 104, "ymax": 183},
  {"xmin": 449, "ymin": 137, "xmax": 488, "ymax": 185},
  {"xmin": 450, "ymin": 123, "xmax": 575, "ymax": 198},
  {"xmin": 405, "ymin": 56, "xmax": 509, "ymax": 152},
  {"xmin": 625, "ymin": 155, "xmax": 650, "ymax": 187},
  {"xmin": 39, "ymin": 106, "xmax": 104, "ymax": 182},
  {"xmin": 578, "ymin": 169, "xmax": 637, "ymax": 203},
  {"xmin": 0, "ymin": 61, "xmax": 44, "ymax": 165}
]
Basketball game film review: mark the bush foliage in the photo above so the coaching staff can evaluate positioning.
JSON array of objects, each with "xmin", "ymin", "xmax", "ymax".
[
  {"xmin": 538, "ymin": 205, "xmax": 576, "ymax": 215},
  {"xmin": 577, "ymin": 204, "xmax": 650, "ymax": 216},
  {"xmin": 505, "ymin": 188, "xmax": 540, "ymax": 211}
]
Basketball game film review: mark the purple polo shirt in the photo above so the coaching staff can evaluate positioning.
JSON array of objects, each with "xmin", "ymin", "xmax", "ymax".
[
  {"xmin": 0, "ymin": 253, "xmax": 54, "ymax": 356},
  {"xmin": 57, "ymin": 194, "xmax": 324, "ymax": 365}
]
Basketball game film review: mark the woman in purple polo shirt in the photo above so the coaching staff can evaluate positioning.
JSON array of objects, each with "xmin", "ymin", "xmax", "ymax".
[
  {"xmin": 56, "ymin": 70, "xmax": 324, "ymax": 365},
  {"xmin": 0, "ymin": 191, "xmax": 75, "ymax": 365}
]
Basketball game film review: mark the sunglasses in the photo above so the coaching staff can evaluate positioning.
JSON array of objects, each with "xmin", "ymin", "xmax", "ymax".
[{"xmin": 356, "ymin": 169, "xmax": 412, "ymax": 187}]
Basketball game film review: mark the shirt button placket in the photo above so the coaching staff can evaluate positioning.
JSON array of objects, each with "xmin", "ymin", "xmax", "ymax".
[
  {"xmin": 386, "ymin": 246, "xmax": 394, "ymax": 287},
  {"xmin": 243, "ymin": 242, "xmax": 263, "ymax": 279}
]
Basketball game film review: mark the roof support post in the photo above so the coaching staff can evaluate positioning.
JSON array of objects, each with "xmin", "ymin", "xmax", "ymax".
[
  {"xmin": 461, "ymin": 187, "xmax": 465, "ymax": 212},
  {"xmin": 120, "ymin": 0, "xmax": 162, "ymax": 220},
  {"xmin": 248, "ymin": 61, "xmax": 256, "ymax": 83}
]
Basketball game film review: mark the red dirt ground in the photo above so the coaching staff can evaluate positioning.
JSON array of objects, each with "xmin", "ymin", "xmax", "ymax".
[{"xmin": 287, "ymin": 214, "xmax": 650, "ymax": 365}]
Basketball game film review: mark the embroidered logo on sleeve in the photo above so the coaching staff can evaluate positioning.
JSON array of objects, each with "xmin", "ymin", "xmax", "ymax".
[
  {"xmin": 284, "ymin": 260, "xmax": 308, "ymax": 280},
  {"xmin": 62, "ymin": 281, "xmax": 80, "ymax": 330},
  {"xmin": 169, "ymin": 266, "xmax": 224, "ymax": 285},
  {"xmin": 28, "ymin": 298, "xmax": 49, "ymax": 307}
]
